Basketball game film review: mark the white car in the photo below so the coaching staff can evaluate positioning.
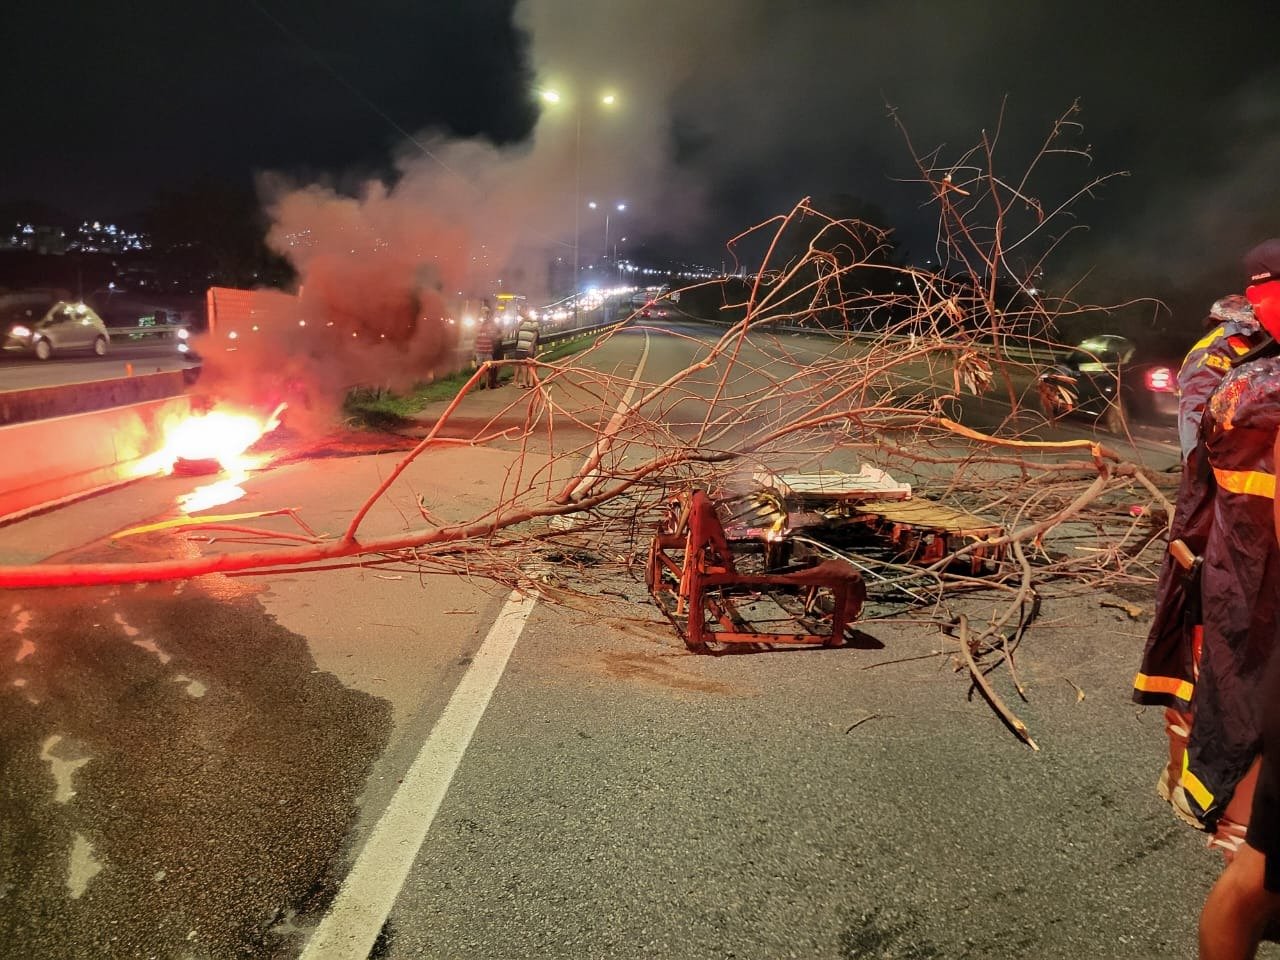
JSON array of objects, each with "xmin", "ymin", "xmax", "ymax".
[{"xmin": 2, "ymin": 301, "xmax": 111, "ymax": 360}]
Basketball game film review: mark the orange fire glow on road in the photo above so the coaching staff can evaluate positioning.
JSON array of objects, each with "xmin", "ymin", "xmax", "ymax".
[
  {"xmin": 136, "ymin": 402, "xmax": 287, "ymax": 512},
  {"xmin": 177, "ymin": 475, "xmax": 253, "ymax": 513}
]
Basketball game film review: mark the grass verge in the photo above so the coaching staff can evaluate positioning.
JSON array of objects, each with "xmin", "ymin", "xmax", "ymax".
[{"xmin": 343, "ymin": 327, "xmax": 610, "ymax": 430}]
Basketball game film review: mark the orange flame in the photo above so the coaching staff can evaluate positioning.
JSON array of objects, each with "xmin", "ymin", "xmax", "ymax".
[
  {"xmin": 136, "ymin": 402, "xmax": 287, "ymax": 513},
  {"xmin": 178, "ymin": 475, "xmax": 252, "ymax": 513}
]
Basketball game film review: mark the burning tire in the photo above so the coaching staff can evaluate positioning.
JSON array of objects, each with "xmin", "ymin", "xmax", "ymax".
[{"xmin": 172, "ymin": 457, "xmax": 223, "ymax": 477}]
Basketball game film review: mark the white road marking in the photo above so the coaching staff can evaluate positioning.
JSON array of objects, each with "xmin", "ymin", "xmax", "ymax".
[
  {"xmin": 131, "ymin": 637, "xmax": 171, "ymax": 663},
  {"xmin": 173, "ymin": 674, "xmax": 207, "ymax": 698},
  {"xmin": 40, "ymin": 734, "xmax": 91, "ymax": 803},
  {"xmin": 563, "ymin": 329, "xmax": 652, "ymax": 502},
  {"xmin": 13, "ymin": 604, "xmax": 34, "ymax": 661},
  {"xmin": 67, "ymin": 832, "xmax": 103, "ymax": 898},
  {"xmin": 299, "ymin": 589, "xmax": 536, "ymax": 960}
]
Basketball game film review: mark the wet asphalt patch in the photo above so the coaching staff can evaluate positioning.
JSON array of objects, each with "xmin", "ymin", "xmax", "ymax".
[{"xmin": 0, "ymin": 565, "xmax": 391, "ymax": 959}]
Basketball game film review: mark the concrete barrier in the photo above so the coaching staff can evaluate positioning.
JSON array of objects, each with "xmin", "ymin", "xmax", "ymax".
[
  {"xmin": 0, "ymin": 395, "xmax": 191, "ymax": 522},
  {"xmin": 0, "ymin": 369, "xmax": 194, "ymax": 426}
]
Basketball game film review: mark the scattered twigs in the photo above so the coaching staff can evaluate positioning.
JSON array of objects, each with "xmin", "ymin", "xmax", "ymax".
[
  {"xmin": 958, "ymin": 615, "xmax": 1039, "ymax": 751},
  {"xmin": 0, "ymin": 108, "xmax": 1166, "ymax": 750},
  {"xmin": 845, "ymin": 713, "xmax": 881, "ymax": 733},
  {"xmin": 113, "ymin": 507, "xmax": 319, "ymax": 541}
]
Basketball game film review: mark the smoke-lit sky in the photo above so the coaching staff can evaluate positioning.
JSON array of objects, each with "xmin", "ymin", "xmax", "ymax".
[{"xmin": 4, "ymin": 0, "xmax": 1279, "ymax": 302}]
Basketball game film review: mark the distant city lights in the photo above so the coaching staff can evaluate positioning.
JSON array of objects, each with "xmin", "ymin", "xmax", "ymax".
[{"xmin": 2, "ymin": 219, "xmax": 148, "ymax": 254}]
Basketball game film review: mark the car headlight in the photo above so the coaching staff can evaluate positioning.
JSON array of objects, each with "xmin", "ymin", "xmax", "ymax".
[
  {"xmin": 177, "ymin": 327, "xmax": 190, "ymax": 340},
  {"xmin": 8, "ymin": 325, "xmax": 32, "ymax": 338}
]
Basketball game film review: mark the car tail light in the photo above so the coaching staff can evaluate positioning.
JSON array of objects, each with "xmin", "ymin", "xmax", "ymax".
[{"xmin": 1145, "ymin": 366, "xmax": 1175, "ymax": 392}]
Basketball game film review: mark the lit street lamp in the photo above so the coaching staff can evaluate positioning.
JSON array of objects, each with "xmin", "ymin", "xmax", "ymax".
[
  {"xmin": 587, "ymin": 200, "xmax": 626, "ymax": 280},
  {"xmin": 539, "ymin": 86, "xmax": 618, "ymax": 324}
]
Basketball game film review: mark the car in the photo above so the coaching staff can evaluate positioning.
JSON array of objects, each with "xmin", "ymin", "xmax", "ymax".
[
  {"xmin": 638, "ymin": 300, "xmax": 671, "ymax": 319},
  {"xmin": 2, "ymin": 301, "xmax": 111, "ymax": 360},
  {"xmin": 1036, "ymin": 334, "xmax": 1178, "ymax": 433}
]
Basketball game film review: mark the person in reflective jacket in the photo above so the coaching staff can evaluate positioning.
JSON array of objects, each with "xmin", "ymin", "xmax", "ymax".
[
  {"xmin": 1179, "ymin": 239, "xmax": 1280, "ymax": 860},
  {"xmin": 1180, "ymin": 352, "xmax": 1280, "ymax": 856},
  {"xmin": 1135, "ymin": 292, "xmax": 1268, "ymax": 823},
  {"xmin": 1197, "ymin": 424, "xmax": 1280, "ymax": 960},
  {"xmin": 513, "ymin": 312, "xmax": 540, "ymax": 389},
  {"xmin": 1135, "ymin": 241, "xmax": 1280, "ymax": 852},
  {"xmin": 1179, "ymin": 296, "xmax": 1263, "ymax": 459}
]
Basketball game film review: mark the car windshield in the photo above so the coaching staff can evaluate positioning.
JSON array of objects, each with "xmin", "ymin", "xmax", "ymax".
[
  {"xmin": 1068, "ymin": 348, "xmax": 1119, "ymax": 366},
  {"xmin": 1068, "ymin": 336, "xmax": 1135, "ymax": 368}
]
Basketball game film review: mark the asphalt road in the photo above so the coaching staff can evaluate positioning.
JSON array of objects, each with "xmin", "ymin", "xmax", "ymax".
[
  {"xmin": 0, "ymin": 319, "xmax": 1248, "ymax": 960},
  {"xmin": 0, "ymin": 341, "xmax": 193, "ymax": 391}
]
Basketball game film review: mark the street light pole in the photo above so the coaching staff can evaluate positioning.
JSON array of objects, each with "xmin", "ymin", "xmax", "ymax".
[
  {"xmin": 573, "ymin": 108, "xmax": 581, "ymax": 326},
  {"xmin": 599, "ymin": 202, "xmax": 624, "ymax": 285},
  {"xmin": 540, "ymin": 87, "xmax": 617, "ymax": 325}
]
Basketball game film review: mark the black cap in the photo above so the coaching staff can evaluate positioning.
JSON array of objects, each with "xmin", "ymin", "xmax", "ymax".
[{"xmin": 1244, "ymin": 238, "xmax": 1280, "ymax": 286}]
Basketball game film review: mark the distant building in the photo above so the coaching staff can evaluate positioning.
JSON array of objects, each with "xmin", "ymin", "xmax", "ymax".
[
  {"xmin": 1, "ymin": 220, "xmax": 149, "ymax": 256},
  {"xmin": 1, "ymin": 224, "xmax": 66, "ymax": 255}
]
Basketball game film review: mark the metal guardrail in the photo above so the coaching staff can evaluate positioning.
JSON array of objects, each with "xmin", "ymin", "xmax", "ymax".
[
  {"xmin": 492, "ymin": 310, "xmax": 628, "ymax": 353},
  {"xmin": 528, "ymin": 314, "xmax": 626, "ymax": 348},
  {"xmin": 106, "ymin": 324, "xmax": 191, "ymax": 340},
  {"xmin": 674, "ymin": 312, "xmax": 1063, "ymax": 364},
  {"xmin": 431, "ymin": 311, "xmax": 628, "ymax": 386}
]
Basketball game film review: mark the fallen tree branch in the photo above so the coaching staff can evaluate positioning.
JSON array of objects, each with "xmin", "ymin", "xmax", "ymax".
[{"xmin": 958, "ymin": 615, "xmax": 1039, "ymax": 751}]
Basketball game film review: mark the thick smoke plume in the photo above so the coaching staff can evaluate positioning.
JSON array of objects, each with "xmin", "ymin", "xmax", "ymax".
[
  {"xmin": 202, "ymin": 0, "xmax": 1278, "ymax": 425},
  {"xmin": 201, "ymin": 0, "xmax": 711, "ymax": 428}
]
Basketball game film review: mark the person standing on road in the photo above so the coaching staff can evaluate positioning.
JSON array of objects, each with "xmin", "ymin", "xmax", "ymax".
[
  {"xmin": 1135, "ymin": 241, "xmax": 1280, "ymax": 852},
  {"xmin": 1198, "ymin": 428, "xmax": 1280, "ymax": 959},
  {"xmin": 472, "ymin": 318, "xmax": 496, "ymax": 390},
  {"xmin": 513, "ymin": 311, "xmax": 540, "ymax": 389},
  {"xmin": 1178, "ymin": 240, "xmax": 1280, "ymax": 860},
  {"xmin": 1134, "ymin": 290, "xmax": 1267, "ymax": 826}
]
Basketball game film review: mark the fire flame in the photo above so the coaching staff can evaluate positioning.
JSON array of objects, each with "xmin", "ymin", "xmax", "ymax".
[
  {"xmin": 177, "ymin": 475, "xmax": 251, "ymax": 514},
  {"xmin": 137, "ymin": 403, "xmax": 286, "ymax": 513}
]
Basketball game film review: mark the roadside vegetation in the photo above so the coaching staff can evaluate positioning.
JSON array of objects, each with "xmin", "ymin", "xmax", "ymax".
[{"xmin": 342, "ymin": 326, "xmax": 608, "ymax": 429}]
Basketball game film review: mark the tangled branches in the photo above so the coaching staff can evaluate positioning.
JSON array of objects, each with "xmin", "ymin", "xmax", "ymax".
[{"xmin": 0, "ymin": 107, "xmax": 1173, "ymax": 744}]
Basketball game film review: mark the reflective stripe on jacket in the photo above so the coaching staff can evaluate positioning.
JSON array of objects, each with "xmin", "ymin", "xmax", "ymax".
[
  {"xmin": 1136, "ymin": 303, "xmax": 1263, "ymax": 708},
  {"xmin": 515, "ymin": 321, "xmax": 539, "ymax": 355},
  {"xmin": 1177, "ymin": 311, "xmax": 1263, "ymax": 459},
  {"xmin": 1133, "ymin": 431, "xmax": 1214, "ymax": 710}
]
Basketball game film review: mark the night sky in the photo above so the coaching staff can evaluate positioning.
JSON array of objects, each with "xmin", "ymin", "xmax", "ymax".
[{"xmin": 4, "ymin": 1, "xmax": 1279, "ymax": 308}]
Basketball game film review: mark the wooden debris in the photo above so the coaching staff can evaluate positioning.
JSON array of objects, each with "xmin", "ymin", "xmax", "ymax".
[
  {"xmin": 958, "ymin": 616, "xmax": 1039, "ymax": 751},
  {"xmin": 1100, "ymin": 599, "xmax": 1144, "ymax": 619}
]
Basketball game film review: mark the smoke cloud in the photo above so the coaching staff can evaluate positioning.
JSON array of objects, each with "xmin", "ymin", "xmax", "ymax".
[
  {"xmin": 206, "ymin": 0, "xmax": 716, "ymax": 424},
  {"xmin": 203, "ymin": 0, "xmax": 1277, "ymax": 421}
]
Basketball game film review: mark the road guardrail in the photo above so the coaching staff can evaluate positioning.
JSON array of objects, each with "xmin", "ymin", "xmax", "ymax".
[{"xmin": 670, "ymin": 310, "xmax": 1063, "ymax": 364}]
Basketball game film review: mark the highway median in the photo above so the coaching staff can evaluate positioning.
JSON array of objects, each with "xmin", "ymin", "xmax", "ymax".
[{"xmin": 342, "ymin": 325, "xmax": 613, "ymax": 430}]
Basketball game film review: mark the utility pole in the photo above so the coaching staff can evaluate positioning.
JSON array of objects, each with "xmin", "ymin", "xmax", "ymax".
[{"xmin": 572, "ymin": 110, "xmax": 581, "ymax": 327}]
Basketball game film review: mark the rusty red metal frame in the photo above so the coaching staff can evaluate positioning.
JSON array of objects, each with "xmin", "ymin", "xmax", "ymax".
[{"xmin": 645, "ymin": 490, "xmax": 865, "ymax": 653}]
